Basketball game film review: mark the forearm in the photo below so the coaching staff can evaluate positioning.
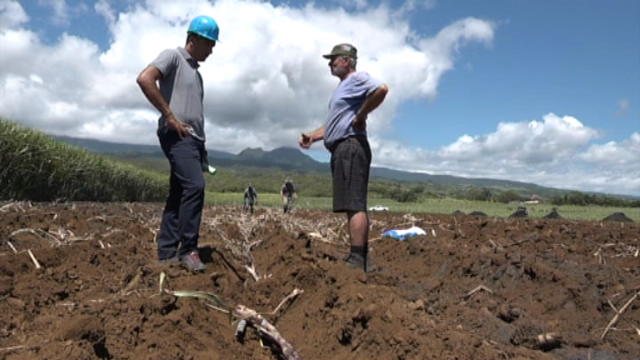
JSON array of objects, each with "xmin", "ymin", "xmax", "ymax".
[
  {"xmin": 357, "ymin": 84, "xmax": 389, "ymax": 118},
  {"xmin": 306, "ymin": 126, "xmax": 325, "ymax": 142}
]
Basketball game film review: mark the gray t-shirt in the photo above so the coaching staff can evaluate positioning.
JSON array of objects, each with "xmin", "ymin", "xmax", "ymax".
[
  {"xmin": 323, "ymin": 71, "xmax": 383, "ymax": 150},
  {"xmin": 151, "ymin": 47, "xmax": 205, "ymax": 141}
]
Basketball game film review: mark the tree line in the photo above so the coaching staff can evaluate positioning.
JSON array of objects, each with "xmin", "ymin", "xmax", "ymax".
[
  {"xmin": 463, "ymin": 187, "xmax": 639, "ymax": 207},
  {"xmin": 205, "ymin": 171, "xmax": 640, "ymax": 208},
  {"xmin": 550, "ymin": 191, "xmax": 640, "ymax": 207}
]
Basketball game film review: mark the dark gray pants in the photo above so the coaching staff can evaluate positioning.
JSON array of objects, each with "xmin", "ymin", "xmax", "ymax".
[{"xmin": 157, "ymin": 131, "xmax": 205, "ymax": 259}]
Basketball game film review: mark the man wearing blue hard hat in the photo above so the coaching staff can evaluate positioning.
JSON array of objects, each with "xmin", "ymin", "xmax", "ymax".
[{"xmin": 137, "ymin": 15, "xmax": 219, "ymax": 272}]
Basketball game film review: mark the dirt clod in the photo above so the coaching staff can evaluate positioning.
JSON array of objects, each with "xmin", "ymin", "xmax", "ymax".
[{"xmin": 602, "ymin": 212, "xmax": 634, "ymax": 222}]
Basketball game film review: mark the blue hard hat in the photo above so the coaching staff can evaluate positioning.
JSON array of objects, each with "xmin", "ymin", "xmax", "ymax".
[{"xmin": 187, "ymin": 15, "xmax": 219, "ymax": 41}]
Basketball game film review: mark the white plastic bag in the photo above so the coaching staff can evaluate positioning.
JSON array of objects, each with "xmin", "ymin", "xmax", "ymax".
[{"xmin": 382, "ymin": 226, "xmax": 427, "ymax": 240}]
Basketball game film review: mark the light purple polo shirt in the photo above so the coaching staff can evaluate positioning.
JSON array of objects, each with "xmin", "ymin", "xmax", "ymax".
[{"xmin": 323, "ymin": 71, "xmax": 383, "ymax": 151}]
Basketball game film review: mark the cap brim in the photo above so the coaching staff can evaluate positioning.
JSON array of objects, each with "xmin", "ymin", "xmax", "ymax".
[{"xmin": 322, "ymin": 54, "xmax": 334, "ymax": 59}]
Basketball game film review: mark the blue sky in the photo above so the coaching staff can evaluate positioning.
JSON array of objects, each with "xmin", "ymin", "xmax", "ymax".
[
  {"xmin": 418, "ymin": 0, "xmax": 639, "ymax": 146},
  {"xmin": 1, "ymin": 0, "xmax": 638, "ymax": 195}
]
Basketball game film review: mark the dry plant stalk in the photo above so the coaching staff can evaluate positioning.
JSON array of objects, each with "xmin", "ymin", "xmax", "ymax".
[
  {"xmin": 0, "ymin": 202, "xmax": 18, "ymax": 213},
  {"xmin": 204, "ymin": 303, "xmax": 231, "ymax": 314},
  {"xmin": 10, "ymin": 228, "xmax": 41, "ymax": 239},
  {"xmin": 535, "ymin": 332, "xmax": 562, "ymax": 350},
  {"xmin": 101, "ymin": 228, "xmax": 132, "ymax": 239},
  {"xmin": 269, "ymin": 288, "xmax": 304, "ymax": 316},
  {"xmin": 0, "ymin": 345, "xmax": 26, "ymax": 352},
  {"xmin": 233, "ymin": 305, "xmax": 302, "ymax": 360},
  {"xmin": 121, "ymin": 268, "xmax": 142, "ymax": 295},
  {"xmin": 6, "ymin": 241, "xmax": 18, "ymax": 254},
  {"xmin": 306, "ymin": 232, "xmax": 339, "ymax": 245},
  {"xmin": 87, "ymin": 215, "xmax": 106, "ymax": 222},
  {"xmin": 159, "ymin": 272, "xmax": 302, "ymax": 359},
  {"xmin": 0, "ymin": 201, "xmax": 30, "ymax": 213},
  {"xmin": 10, "ymin": 228, "xmax": 63, "ymax": 246},
  {"xmin": 245, "ymin": 264, "xmax": 261, "ymax": 281},
  {"xmin": 465, "ymin": 284, "xmax": 493, "ymax": 299},
  {"xmin": 601, "ymin": 290, "xmax": 640, "ymax": 340},
  {"xmin": 206, "ymin": 210, "xmax": 281, "ymax": 281},
  {"xmin": 158, "ymin": 272, "xmax": 230, "ymax": 311},
  {"xmin": 402, "ymin": 213, "xmax": 419, "ymax": 224},
  {"xmin": 204, "ymin": 207, "xmax": 348, "ymax": 281},
  {"xmin": 27, "ymin": 249, "xmax": 41, "ymax": 269}
]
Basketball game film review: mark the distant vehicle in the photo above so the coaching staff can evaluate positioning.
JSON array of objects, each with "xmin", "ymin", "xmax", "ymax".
[{"xmin": 369, "ymin": 205, "xmax": 389, "ymax": 212}]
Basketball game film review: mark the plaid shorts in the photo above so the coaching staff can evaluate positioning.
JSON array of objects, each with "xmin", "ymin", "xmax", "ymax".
[{"xmin": 330, "ymin": 136, "xmax": 371, "ymax": 212}]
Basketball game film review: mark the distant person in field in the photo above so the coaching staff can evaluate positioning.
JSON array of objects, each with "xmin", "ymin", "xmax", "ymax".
[
  {"xmin": 280, "ymin": 178, "xmax": 296, "ymax": 213},
  {"xmin": 243, "ymin": 184, "xmax": 258, "ymax": 214},
  {"xmin": 136, "ymin": 15, "xmax": 219, "ymax": 272},
  {"xmin": 298, "ymin": 43, "xmax": 389, "ymax": 272}
]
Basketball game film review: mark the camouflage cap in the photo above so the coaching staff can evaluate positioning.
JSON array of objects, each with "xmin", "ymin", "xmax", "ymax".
[{"xmin": 322, "ymin": 43, "xmax": 357, "ymax": 59}]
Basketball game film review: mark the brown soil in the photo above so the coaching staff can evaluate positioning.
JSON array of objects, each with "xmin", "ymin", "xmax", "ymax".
[{"xmin": 1, "ymin": 202, "xmax": 639, "ymax": 360}]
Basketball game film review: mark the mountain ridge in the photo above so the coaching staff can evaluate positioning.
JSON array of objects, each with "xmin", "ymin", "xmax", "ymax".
[{"xmin": 52, "ymin": 135, "xmax": 601, "ymax": 198}]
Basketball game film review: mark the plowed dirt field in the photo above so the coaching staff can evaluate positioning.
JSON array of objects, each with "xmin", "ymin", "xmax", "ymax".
[{"xmin": 1, "ymin": 202, "xmax": 638, "ymax": 360}]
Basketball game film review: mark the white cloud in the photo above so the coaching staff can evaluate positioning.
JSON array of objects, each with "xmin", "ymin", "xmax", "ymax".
[
  {"xmin": 0, "ymin": 0, "xmax": 494, "ymax": 149},
  {"xmin": 581, "ymin": 132, "xmax": 640, "ymax": 167},
  {"xmin": 370, "ymin": 114, "xmax": 639, "ymax": 195},
  {"xmin": 506, "ymin": 170, "xmax": 640, "ymax": 197},
  {"xmin": 436, "ymin": 113, "xmax": 598, "ymax": 166},
  {"xmin": 0, "ymin": 0, "xmax": 27, "ymax": 30},
  {"xmin": 415, "ymin": 17, "xmax": 493, "ymax": 97},
  {"xmin": 1, "ymin": 0, "xmax": 636, "ymax": 196}
]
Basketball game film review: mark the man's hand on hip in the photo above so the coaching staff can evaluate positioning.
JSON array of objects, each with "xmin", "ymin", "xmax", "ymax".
[{"xmin": 166, "ymin": 114, "xmax": 190, "ymax": 139}]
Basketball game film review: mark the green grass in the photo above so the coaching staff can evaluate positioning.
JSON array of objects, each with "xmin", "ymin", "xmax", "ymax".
[
  {"xmin": 205, "ymin": 192, "xmax": 640, "ymax": 222},
  {"xmin": 205, "ymin": 191, "xmax": 333, "ymax": 209},
  {"xmin": 406, "ymin": 199, "xmax": 640, "ymax": 221},
  {"xmin": 0, "ymin": 118, "xmax": 167, "ymax": 202}
]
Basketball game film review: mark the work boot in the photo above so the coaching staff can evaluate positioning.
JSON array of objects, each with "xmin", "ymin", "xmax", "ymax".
[
  {"xmin": 344, "ymin": 253, "xmax": 379, "ymax": 273},
  {"xmin": 180, "ymin": 250, "xmax": 207, "ymax": 272}
]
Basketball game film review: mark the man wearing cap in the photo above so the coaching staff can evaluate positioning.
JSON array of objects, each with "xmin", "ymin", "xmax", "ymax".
[
  {"xmin": 137, "ymin": 15, "xmax": 219, "ymax": 272},
  {"xmin": 299, "ymin": 43, "xmax": 389, "ymax": 272}
]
